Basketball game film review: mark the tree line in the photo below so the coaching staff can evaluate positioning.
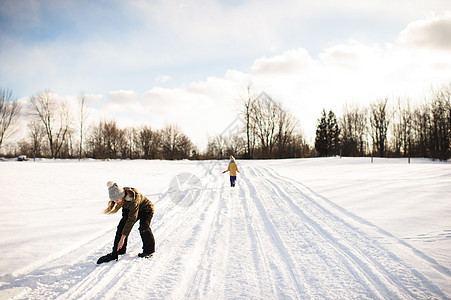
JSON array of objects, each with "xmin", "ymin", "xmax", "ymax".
[
  {"xmin": 204, "ymin": 87, "xmax": 310, "ymax": 159},
  {"xmin": 0, "ymin": 83, "xmax": 450, "ymax": 161},
  {"xmin": 315, "ymin": 83, "xmax": 451, "ymax": 161},
  {"xmin": 1, "ymin": 89, "xmax": 198, "ymax": 160}
]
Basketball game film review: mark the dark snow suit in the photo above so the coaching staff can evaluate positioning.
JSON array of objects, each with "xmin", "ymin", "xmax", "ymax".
[{"xmin": 112, "ymin": 187, "xmax": 155, "ymax": 257}]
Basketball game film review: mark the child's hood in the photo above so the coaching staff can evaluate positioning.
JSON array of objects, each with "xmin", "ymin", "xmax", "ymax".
[{"xmin": 124, "ymin": 187, "xmax": 138, "ymax": 201}]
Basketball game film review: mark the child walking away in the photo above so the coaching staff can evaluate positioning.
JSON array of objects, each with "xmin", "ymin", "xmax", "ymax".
[
  {"xmin": 97, "ymin": 181, "xmax": 155, "ymax": 264},
  {"xmin": 222, "ymin": 156, "xmax": 240, "ymax": 187}
]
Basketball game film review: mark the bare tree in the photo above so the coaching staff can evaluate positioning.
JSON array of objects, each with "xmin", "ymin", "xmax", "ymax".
[
  {"xmin": 60, "ymin": 128, "xmax": 76, "ymax": 158},
  {"xmin": 341, "ymin": 104, "xmax": 357, "ymax": 156},
  {"xmin": 391, "ymin": 109, "xmax": 403, "ymax": 156},
  {"xmin": 354, "ymin": 106, "xmax": 368, "ymax": 156},
  {"xmin": 137, "ymin": 126, "xmax": 161, "ymax": 159},
  {"xmin": 291, "ymin": 132, "xmax": 311, "ymax": 158},
  {"xmin": 252, "ymin": 93, "xmax": 278, "ymax": 157},
  {"xmin": 275, "ymin": 102, "xmax": 297, "ymax": 158},
  {"xmin": 87, "ymin": 120, "xmax": 124, "ymax": 159},
  {"xmin": 120, "ymin": 128, "xmax": 136, "ymax": 159},
  {"xmin": 369, "ymin": 98, "xmax": 390, "ymax": 157},
  {"xmin": 225, "ymin": 135, "xmax": 246, "ymax": 157},
  {"xmin": 160, "ymin": 124, "xmax": 180, "ymax": 160},
  {"xmin": 391, "ymin": 98, "xmax": 414, "ymax": 157},
  {"xmin": 0, "ymin": 88, "xmax": 22, "ymax": 150},
  {"xmin": 239, "ymin": 88, "xmax": 303, "ymax": 159},
  {"xmin": 206, "ymin": 133, "xmax": 246, "ymax": 159},
  {"xmin": 87, "ymin": 121, "xmax": 103, "ymax": 159},
  {"xmin": 206, "ymin": 135, "xmax": 227, "ymax": 159},
  {"xmin": 28, "ymin": 120, "xmax": 46, "ymax": 160},
  {"xmin": 103, "ymin": 120, "xmax": 124, "ymax": 159},
  {"xmin": 177, "ymin": 133, "xmax": 195, "ymax": 159},
  {"xmin": 160, "ymin": 124, "xmax": 194, "ymax": 160},
  {"xmin": 240, "ymin": 84, "xmax": 256, "ymax": 159},
  {"xmin": 340, "ymin": 103, "xmax": 368, "ymax": 156},
  {"xmin": 30, "ymin": 91, "xmax": 71, "ymax": 158},
  {"xmin": 78, "ymin": 92, "xmax": 88, "ymax": 160},
  {"xmin": 412, "ymin": 104, "xmax": 430, "ymax": 157},
  {"xmin": 429, "ymin": 84, "xmax": 451, "ymax": 160}
]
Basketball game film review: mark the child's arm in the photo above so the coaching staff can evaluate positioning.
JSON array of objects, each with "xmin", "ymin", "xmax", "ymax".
[
  {"xmin": 223, "ymin": 164, "xmax": 230, "ymax": 173},
  {"xmin": 117, "ymin": 235, "xmax": 127, "ymax": 251}
]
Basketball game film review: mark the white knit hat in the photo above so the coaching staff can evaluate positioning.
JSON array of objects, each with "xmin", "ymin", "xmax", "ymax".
[{"xmin": 107, "ymin": 181, "xmax": 125, "ymax": 201}]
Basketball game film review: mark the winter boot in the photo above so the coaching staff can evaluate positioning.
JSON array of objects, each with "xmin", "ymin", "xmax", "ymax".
[
  {"xmin": 97, "ymin": 253, "xmax": 118, "ymax": 264},
  {"xmin": 138, "ymin": 251, "xmax": 154, "ymax": 258}
]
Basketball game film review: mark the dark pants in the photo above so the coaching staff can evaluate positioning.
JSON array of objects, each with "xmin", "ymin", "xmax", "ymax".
[
  {"xmin": 230, "ymin": 176, "xmax": 237, "ymax": 187},
  {"xmin": 112, "ymin": 209, "xmax": 155, "ymax": 256}
]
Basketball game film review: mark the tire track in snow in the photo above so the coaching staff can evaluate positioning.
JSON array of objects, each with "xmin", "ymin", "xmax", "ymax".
[
  {"xmin": 236, "ymin": 180, "xmax": 285, "ymax": 298},
  {"xmin": 60, "ymin": 198, "xmax": 179, "ymax": 299},
  {"xmin": 181, "ymin": 188, "xmax": 231, "ymax": 299},
  {"xmin": 171, "ymin": 178, "xmax": 230, "ymax": 299},
  {"xmin": 269, "ymin": 166, "xmax": 451, "ymax": 279},
  {"xmin": 239, "ymin": 169, "xmax": 308, "ymax": 299},
  {"xmin": 13, "ymin": 165, "xmax": 232, "ymax": 299},
  {"xmin": 34, "ymin": 193, "xmax": 176, "ymax": 300},
  {"xmin": 171, "ymin": 166, "xmax": 277, "ymax": 299},
  {"xmin": 222, "ymin": 177, "xmax": 279, "ymax": 298},
  {"xmin": 3, "ymin": 222, "xmax": 139, "ymax": 300},
  {"xmin": 97, "ymin": 167, "xmax": 230, "ymax": 299},
  {"xmin": 263, "ymin": 166, "xmax": 450, "ymax": 299},
  {"xmin": 251, "ymin": 166, "xmax": 448, "ymax": 299},
  {"xmin": 9, "ymin": 163, "xmax": 449, "ymax": 299},
  {"xmin": 243, "ymin": 167, "xmax": 375, "ymax": 298},
  {"xmin": 249, "ymin": 167, "xmax": 392, "ymax": 298},
  {"xmin": 81, "ymin": 167, "xmax": 228, "ymax": 299},
  {"xmin": 13, "ymin": 176, "xmax": 213, "ymax": 300},
  {"xmin": 102, "ymin": 186, "xmax": 220, "ymax": 299},
  {"xmin": 251, "ymin": 167, "xmax": 398, "ymax": 298}
]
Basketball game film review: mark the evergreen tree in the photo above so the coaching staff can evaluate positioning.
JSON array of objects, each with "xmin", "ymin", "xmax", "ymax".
[
  {"xmin": 315, "ymin": 109, "xmax": 340, "ymax": 156},
  {"xmin": 315, "ymin": 110, "xmax": 328, "ymax": 156}
]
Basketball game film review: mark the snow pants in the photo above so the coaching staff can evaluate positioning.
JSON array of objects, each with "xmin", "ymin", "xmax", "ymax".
[
  {"xmin": 112, "ymin": 209, "xmax": 155, "ymax": 256},
  {"xmin": 230, "ymin": 176, "xmax": 237, "ymax": 187}
]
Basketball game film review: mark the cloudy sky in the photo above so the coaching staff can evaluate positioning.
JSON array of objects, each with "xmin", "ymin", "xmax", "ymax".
[{"xmin": 1, "ymin": 0, "xmax": 450, "ymax": 149}]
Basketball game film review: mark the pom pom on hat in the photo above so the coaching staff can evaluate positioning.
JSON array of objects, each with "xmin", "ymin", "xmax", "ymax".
[{"xmin": 107, "ymin": 181, "xmax": 125, "ymax": 201}]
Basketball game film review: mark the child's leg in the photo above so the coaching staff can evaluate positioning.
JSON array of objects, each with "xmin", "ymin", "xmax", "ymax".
[
  {"xmin": 138, "ymin": 211, "xmax": 155, "ymax": 254},
  {"xmin": 230, "ymin": 176, "xmax": 236, "ymax": 187}
]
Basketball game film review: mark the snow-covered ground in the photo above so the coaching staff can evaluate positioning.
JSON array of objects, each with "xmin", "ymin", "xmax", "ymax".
[{"xmin": 0, "ymin": 158, "xmax": 449, "ymax": 299}]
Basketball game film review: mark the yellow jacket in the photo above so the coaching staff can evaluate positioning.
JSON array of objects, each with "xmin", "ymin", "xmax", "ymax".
[{"xmin": 225, "ymin": 162, "xmax": 239, "ymax": 176}]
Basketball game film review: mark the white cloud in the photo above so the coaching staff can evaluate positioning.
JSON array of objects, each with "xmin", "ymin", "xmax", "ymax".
[
  {"xmin": 252, "ymin": 49, "xmax": 313, "ymax": 75},
  {"xmin": 137, "ymin": 77, "xmax": 240, "ymax": 148},
  {"xmin": 4, "ymin": 4, "xmax": 451, "ymax": 150},
  {"xmin": 76, "ymin": 12, "xmax": 451, "ymax": 149},
  {"xmin": 107, "ymin": 90, "xmax": 138, "ymax": 105},
  {"xmin": 3, "ymin": 0, "xmax": 451, "ymax": 99},
  {"xmin": 398, "ymin": 12, "xmax": 451, "ymax": 51},
  {"xmin": 155, "ymin": 75, "xmax": 173, "ymax": 84},
  {"xmin": 242, "ymin": 13, "xmax": 451, "ymax": 141}
]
